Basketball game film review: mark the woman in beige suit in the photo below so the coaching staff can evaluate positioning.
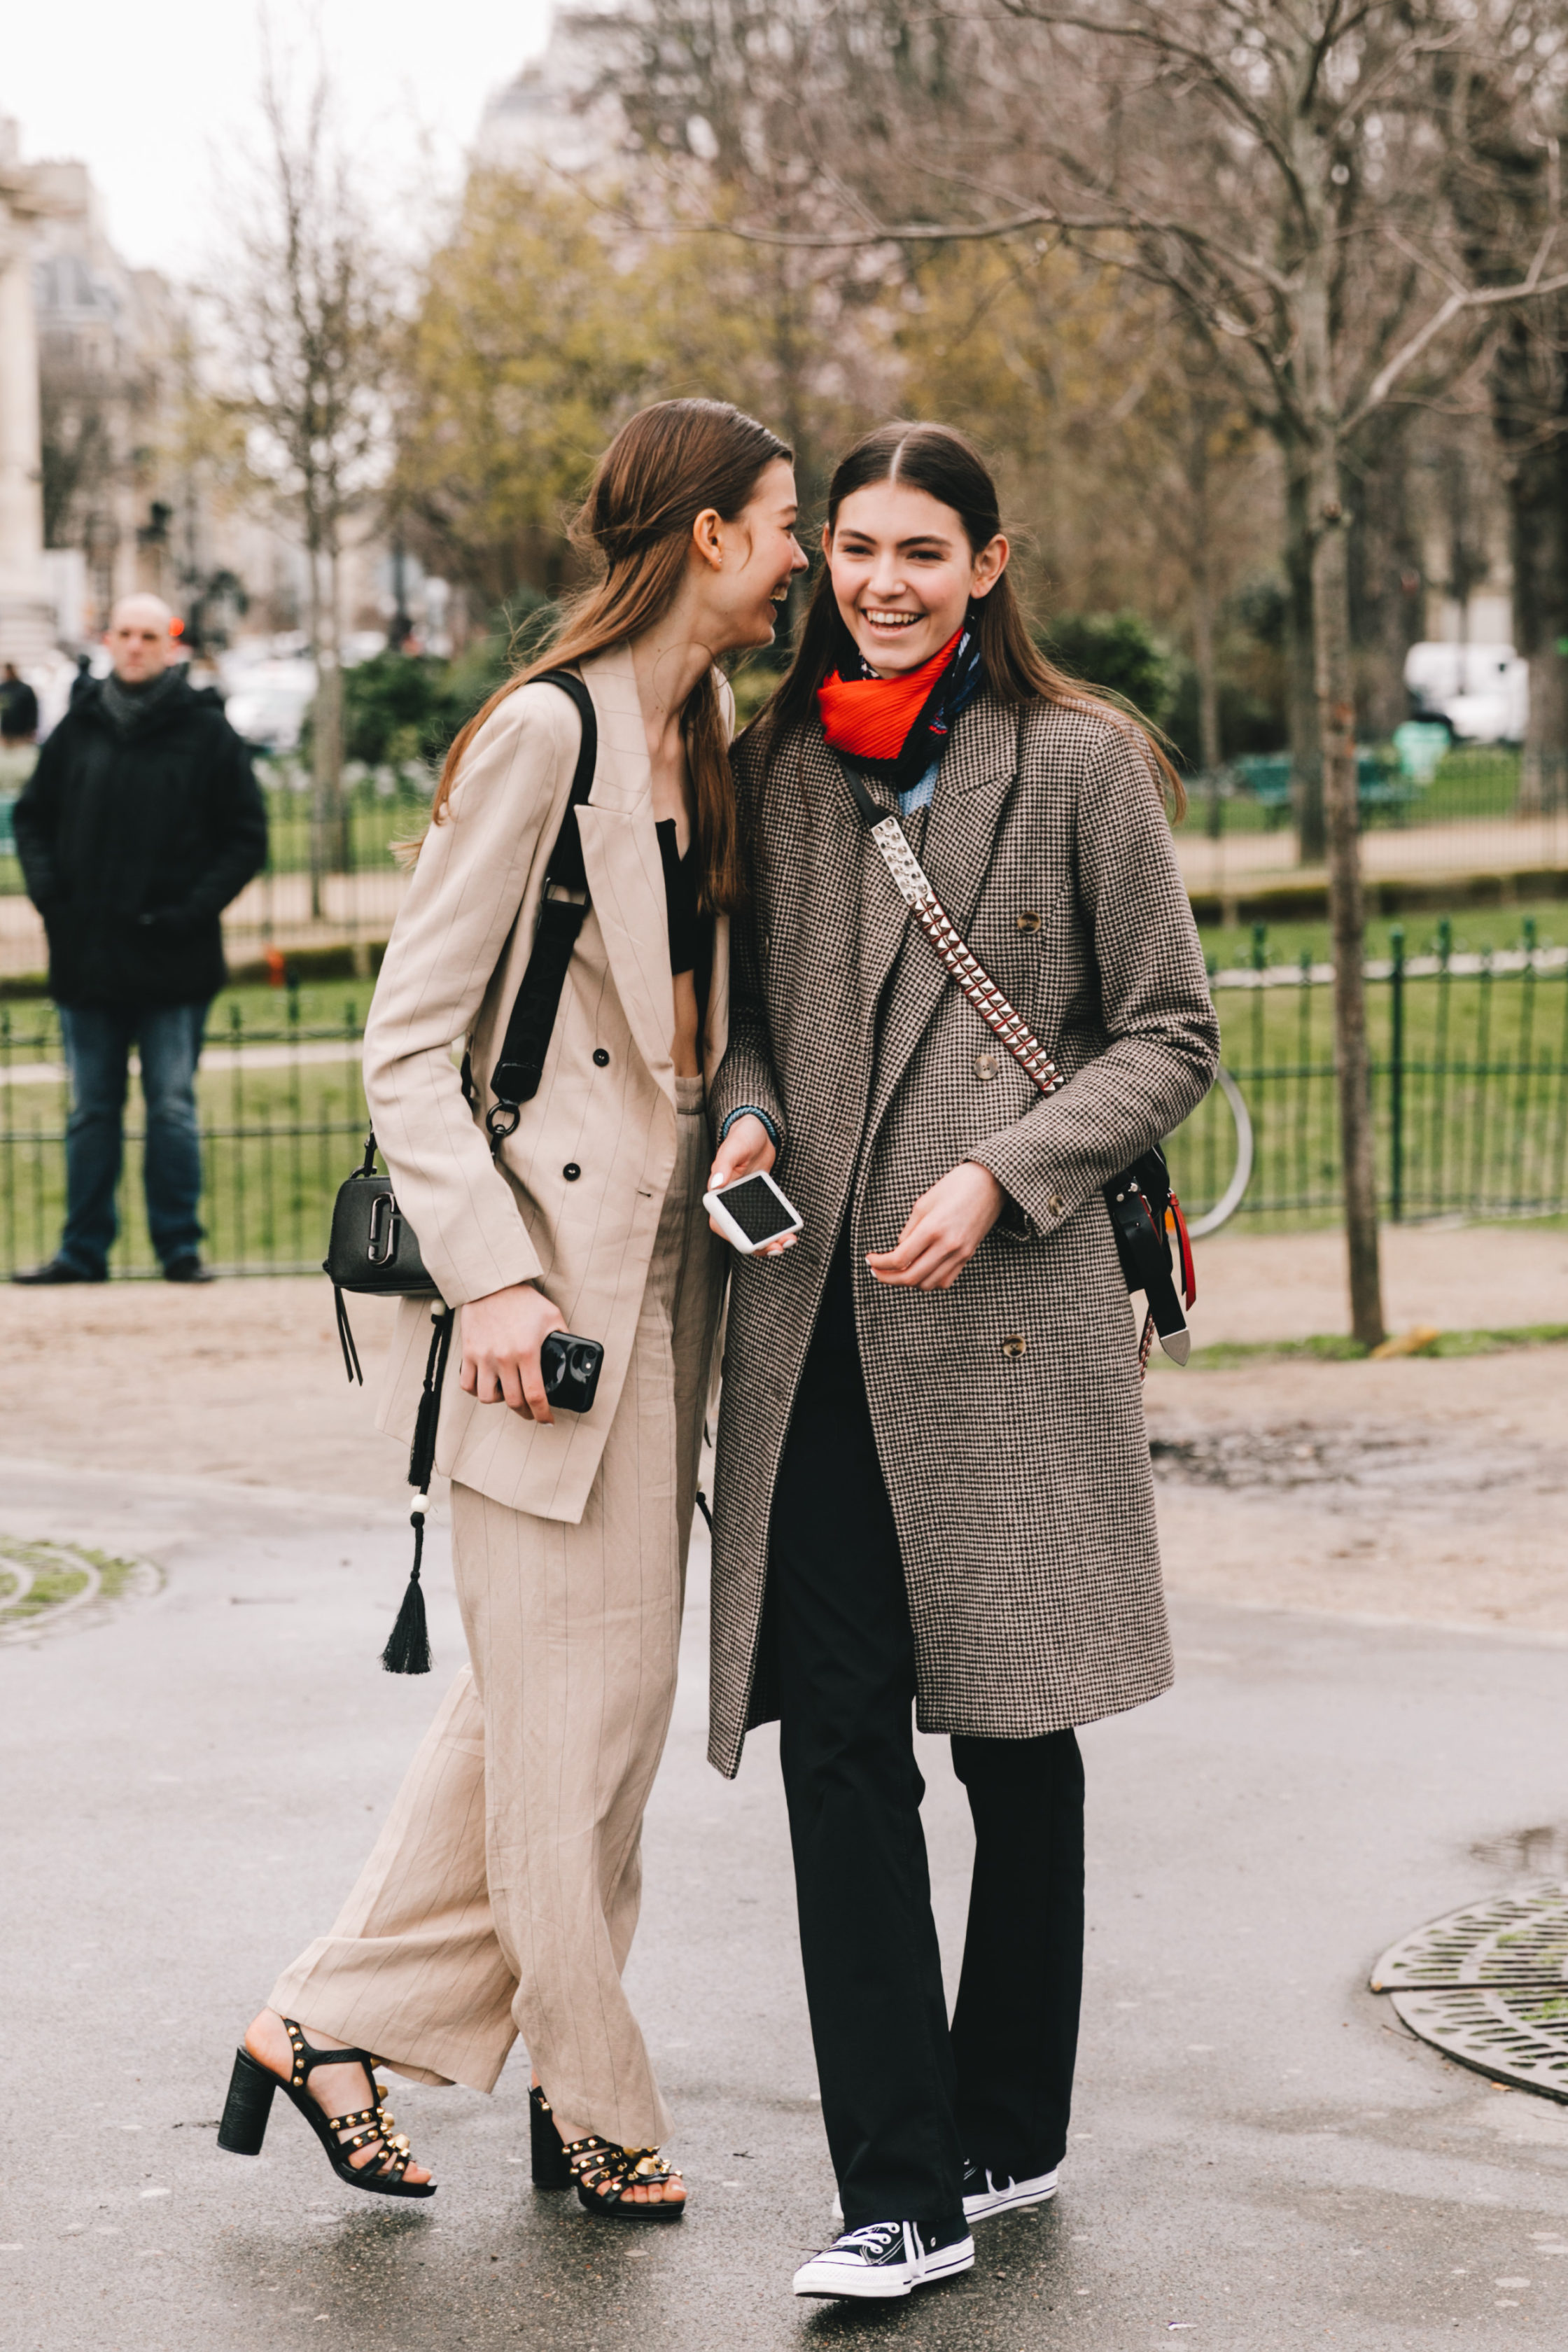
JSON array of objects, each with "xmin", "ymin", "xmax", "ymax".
[{"xmin": 221, "ymin": 401, "xmax": 806, "ymax": 2217}]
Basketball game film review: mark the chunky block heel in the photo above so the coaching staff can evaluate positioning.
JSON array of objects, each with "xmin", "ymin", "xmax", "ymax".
[
  {"xmin": 217, "ymin": 2019, "xmax": 435, "ymax": 2197},
  {"xmin": 218, "ymin": 2047, "xmax": 276, "ymax": 2155},
  {"xmin": 530, "ymin": 2083, "xmax": 573, "ymax": 2189}
]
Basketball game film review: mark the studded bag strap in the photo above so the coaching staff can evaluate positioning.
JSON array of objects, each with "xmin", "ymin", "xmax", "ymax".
[{"xmin": 842, "ymin": 766, "xmax": 1061, "ymax": 1098}]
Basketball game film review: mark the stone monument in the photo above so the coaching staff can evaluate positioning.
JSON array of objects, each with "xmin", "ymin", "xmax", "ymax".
[{"xmin": 0, "ymin": 119, "xmax": 60, "ymax": 664}]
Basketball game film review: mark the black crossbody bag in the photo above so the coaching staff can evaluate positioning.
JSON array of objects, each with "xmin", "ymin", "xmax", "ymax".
[
  {"xmin": 323, "ymin": 670, "xmax": 605, "ymax": 1672},
  {"xmin": 843, "ymin": 766, "xmax": 1196, "ymax": 1372}
]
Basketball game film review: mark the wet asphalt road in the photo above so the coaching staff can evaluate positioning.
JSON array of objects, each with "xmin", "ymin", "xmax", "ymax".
[{"xmin": 3, "ymin": 1452, "xmax": 1568, "ymax": 2352}]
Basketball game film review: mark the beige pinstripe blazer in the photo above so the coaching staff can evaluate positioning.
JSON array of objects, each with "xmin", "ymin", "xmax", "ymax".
[{"xmin": 363, "ymin": 642, "xmax": 731, "ymax": 1525}]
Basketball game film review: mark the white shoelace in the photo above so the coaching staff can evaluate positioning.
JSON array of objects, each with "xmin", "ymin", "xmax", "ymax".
[{"xmin": 832, "ymin": 2221, "xmax": 906, "ymax": 2258}]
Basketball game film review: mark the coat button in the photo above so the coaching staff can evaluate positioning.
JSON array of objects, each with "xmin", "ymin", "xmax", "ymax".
[
  {"xmin": 563, "ymin": 1163, "xmax": 581, "ymax": 1182},
  {"xmin": 974, "ymin": 1051, "xmax": 1000, "ymax": 1080},
  {"xmin": 1047, "ymin": 1191, "xmax": 1065, "ymax": 1216},
  {"xmin": 592, "ymin": 1048, "xmax": 610, "ymax": 1068},
  {"xmin": 1002, "ymin": 1334, "xmax": 1027, "ymax": 1359},
  {"xmin": 1016, "ymin": 909, "xmax": 1042, "ymax": 933}
]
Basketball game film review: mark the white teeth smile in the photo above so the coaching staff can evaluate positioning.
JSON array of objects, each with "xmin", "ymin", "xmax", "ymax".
[{"xmin": 863, "ymin": 609, "xmax": 919, "ymax": 626}]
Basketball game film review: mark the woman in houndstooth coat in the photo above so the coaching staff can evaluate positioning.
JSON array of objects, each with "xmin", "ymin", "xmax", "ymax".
[{"xmin": 704, "ymin": 424, "xmax": 1219, "ymax": 2302}]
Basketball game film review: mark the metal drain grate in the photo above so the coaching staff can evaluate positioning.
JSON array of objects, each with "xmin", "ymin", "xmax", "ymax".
[{"xmin": 1371, "ymin": 1882, "xmax": 1568, "ymax": 2101}]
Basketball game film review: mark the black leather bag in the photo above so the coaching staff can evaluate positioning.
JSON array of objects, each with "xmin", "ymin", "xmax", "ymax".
[
  {"xmin": 323, "ymin": 1135, "xmax": 435, "ymax": 1385},
  {"xmin": 1102, "ymin": 1142, "xmax": 1196, "ymax": 1368}
]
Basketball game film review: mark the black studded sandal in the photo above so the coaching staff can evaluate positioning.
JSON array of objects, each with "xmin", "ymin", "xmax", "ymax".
[
  {"xmin": 565, "ymin": 2134, "xmax": 686, "ymax": 2221},
  {"xmin": 217, "ymin": 2017, "xmax": 436, "ymax": 2198}
]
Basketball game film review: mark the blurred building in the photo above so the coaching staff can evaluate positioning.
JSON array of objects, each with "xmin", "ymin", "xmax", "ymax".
[
  {"xmin": 475, "ymin": 8, "xmax": 623, "ymax": 176},
  {"xmin": 1, "ymin": 116, "xmax": 438, "ymax": 688},
  {"xmin": 0, "ymin": 119, "xmax": 57, "ymax": 663},
  {"xmin": 28, "ymin": 153, "xmax": 195, "ymax": 642}
]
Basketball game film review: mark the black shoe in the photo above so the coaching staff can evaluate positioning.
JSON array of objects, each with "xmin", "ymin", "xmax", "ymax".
[
  {"xmin": 962, "ymin": 2158, "xmax": 1060, "ymax": 2220},
  {"xmin": 217, "ymin": 2019, "xmax": 435, "ymax": 2197},
  {"xmin": 10, "ymin": 1258, "xmax": 106, "ymax": 1285},
  {"xmin": 164, "ymin": 1255, "xmax": 216, "ymax": 1283},
  {"xmin": 793, "ymin": 2215, "xmax": 974, "ymax": 2300},
  {"xmin": 563, "ymin": 2134, "xmax": 687, "ymax": 2221},
  {"xmin": 529, "ymin": 2083, "xmax": 573, "ymax": 2189}
]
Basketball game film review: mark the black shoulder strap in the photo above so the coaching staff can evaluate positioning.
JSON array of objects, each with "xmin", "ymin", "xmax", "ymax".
[{"xmin": 485, "ymin": 671, "xmax": 598, "ymax": 1144}]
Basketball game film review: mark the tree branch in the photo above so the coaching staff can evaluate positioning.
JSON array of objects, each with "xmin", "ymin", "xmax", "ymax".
[{"xmin": 1348, "ymin": 216, "xmax": 1568, "ymax": 428}]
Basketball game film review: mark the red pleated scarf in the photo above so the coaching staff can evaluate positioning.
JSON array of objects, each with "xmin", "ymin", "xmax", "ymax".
[{"xmin": 815, "ymin": 630, "xmax": 963, "ymax": 765}]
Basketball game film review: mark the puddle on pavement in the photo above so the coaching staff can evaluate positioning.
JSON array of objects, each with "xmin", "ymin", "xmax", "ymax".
[{"xmin": 1148, "ymin": 1423, "xmax": 1557, "ymax": 1497}]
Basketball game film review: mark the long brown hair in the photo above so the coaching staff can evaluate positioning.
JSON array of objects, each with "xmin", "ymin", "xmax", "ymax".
[
  {"xmin": 757, "ymin": 421, "xmax": 1184, "ymax": 817},
  {"xmin": 429, "ymin": 398, "xmax": 792, "ymax": 911}
]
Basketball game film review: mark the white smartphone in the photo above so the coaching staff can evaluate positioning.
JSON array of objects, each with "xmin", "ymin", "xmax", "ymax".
[{"xmin": 703, "ymin": 1168, "xmax": 804, "ymax": 1256}]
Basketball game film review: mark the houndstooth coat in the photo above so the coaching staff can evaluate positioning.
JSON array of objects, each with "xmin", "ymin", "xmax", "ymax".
[{"xmin": 706, "ymin": 688, "xmax": 1220, "ymax": 1778}]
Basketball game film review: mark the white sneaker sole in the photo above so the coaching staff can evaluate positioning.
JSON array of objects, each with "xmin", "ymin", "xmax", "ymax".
[
  {"xmin": 963, "ymin": 2168, "xmax": 1059, "ymax": 2222},
  {"xmin": 793, "ymin": 2236, "xmax": 975, "ymax": 2300}
]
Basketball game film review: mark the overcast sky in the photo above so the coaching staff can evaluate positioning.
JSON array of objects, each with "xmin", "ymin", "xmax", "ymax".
[{"xmin": 5, "ymin": 0, "xmax": 555, "ymax": 276}]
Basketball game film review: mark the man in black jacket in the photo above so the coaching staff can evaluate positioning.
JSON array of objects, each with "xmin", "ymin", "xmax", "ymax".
[
  {"xmin": 11, "ymin": 595, "xmax": 267, "ymax": 1284},
  {"xmin": 1, "ymin": 662, "xmax": 40, "ymax": 745}
]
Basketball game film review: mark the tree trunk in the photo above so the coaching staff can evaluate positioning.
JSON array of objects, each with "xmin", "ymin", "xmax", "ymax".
[
  {"xmin": 309, "ymin": 542, "xmax": 347, "ymax": 910},
  {"xmin": 1284, "ymin": 447, "xmax": 1324, "ymax": 861},
  {"xmin": 306, "ymin": 549, "xmax": 326, "ymax": 921},
  {"xmin": 1311, "ymin": 434, "xmax": 1386, "ymax": 1350},
  {"xmin": 1347, "ymin": 421, "xmax": 1424, "ymax": 742},
  {"xmin": 1184, "ymin": 410, "xmax": 1224, "ymax": 834},
  {"xmin": 1499, "ymin": 319, "xmax": 1568, "ymax": 815}
]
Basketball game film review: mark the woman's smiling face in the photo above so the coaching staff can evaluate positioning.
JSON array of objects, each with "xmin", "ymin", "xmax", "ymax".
[{"xmin": 825, "ymin": 479, "xmax": 1008, "ymax": 676}]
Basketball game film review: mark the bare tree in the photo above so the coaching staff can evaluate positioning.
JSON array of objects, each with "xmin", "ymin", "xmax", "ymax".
[
  {"xmin": 206, "ymin": 42, "xmax": 391, "ymax": 911},
  {"xmin": 659, "ymin": 0, "xmax": 1568, "ymax": 1347}
]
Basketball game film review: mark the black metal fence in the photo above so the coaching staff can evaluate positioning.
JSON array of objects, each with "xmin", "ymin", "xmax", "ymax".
[
  {"xmin": 1, "ymin": 934, "xmax": 1564, "ymax": 1277},
  {"xmin": 1166, "ymin": 923, "xmax": 1568, "ymax": 1228},
  {"xmin": 0, "ymin": 990, "xmax": 370, "ymax": 1278}
]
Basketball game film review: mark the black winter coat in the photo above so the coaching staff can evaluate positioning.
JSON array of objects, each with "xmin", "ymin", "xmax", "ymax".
[{"xmin": 13, "ymin": 677, "xmax": 268, "ymax": 1006}]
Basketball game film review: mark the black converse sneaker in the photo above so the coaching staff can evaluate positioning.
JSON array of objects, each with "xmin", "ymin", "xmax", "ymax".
[
  {"xmin": 962, "ymin": 2159, "xmax": 1060, "ymax": 2221},
  {"xmin": 792, "ymin": 2215, "xmax": 974, "ymax": 2300}
]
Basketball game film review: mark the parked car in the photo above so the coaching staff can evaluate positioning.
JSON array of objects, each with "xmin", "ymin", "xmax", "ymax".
[
  {"xmin": 1404, "ymin": 641, "xmax": 1527, "ymax": 743},
  {"xmin": 222, "ymin": 657, "xmax": 318, "ymax": 756}
]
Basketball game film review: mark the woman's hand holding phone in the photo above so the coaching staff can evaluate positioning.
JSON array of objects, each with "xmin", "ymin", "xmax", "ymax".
[
  {"xmin": 459, "ymin": 1282, "xmax": 569, "ymax": 1422},
  {"xmin": 706, "ymin": 1115, "xmax": 797, "ymax": 1258}
]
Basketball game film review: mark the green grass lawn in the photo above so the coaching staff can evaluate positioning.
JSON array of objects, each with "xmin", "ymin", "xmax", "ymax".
[{"xmin": 1198, "ymin": 902, "xmax": 1567, "ymax": 972}]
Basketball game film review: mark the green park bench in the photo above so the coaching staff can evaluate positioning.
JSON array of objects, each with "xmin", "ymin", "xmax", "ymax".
[{"xmin": 1230, "ymin": 750, "xmax": 1427, "ymax": 829}]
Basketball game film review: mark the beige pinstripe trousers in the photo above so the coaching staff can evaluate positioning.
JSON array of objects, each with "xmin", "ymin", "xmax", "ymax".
[{"xmin": 270, "ymin": 1080, "xmax": 721, "ymax": 2150}]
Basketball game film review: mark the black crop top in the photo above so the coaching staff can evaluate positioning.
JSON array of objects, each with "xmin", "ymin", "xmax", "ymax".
[{"xmin": 655, "ymin": 818, "xmax": 704, "ymax": 976}]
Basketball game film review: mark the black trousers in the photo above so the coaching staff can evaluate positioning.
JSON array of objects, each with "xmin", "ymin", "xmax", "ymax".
[{"xmin": 769, "ymin": 1240, "xmax": 1085, "ymax": 2230}]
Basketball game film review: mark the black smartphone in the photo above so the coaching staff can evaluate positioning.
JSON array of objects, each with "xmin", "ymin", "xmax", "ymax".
[{"xmin": 540, "ymin": 1330, "xmax": 605, "ymax": 1414}]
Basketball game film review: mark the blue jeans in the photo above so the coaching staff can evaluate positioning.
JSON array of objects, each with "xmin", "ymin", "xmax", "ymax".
[{"xmin": 58, "ymin": 1001, "xmax": 210, "ymax": 1275}]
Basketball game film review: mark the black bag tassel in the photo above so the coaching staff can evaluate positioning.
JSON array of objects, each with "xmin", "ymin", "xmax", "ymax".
[
  {"xmin": 694, "ymin": 1487, "xmax": 713, "ymax": 1532},
  {"xmin": 382, "ymin": 1306, "xmax": 454, "ymax": 1675},
  {"xmin": 382, "ymin": 1499, "xmax": 433, "ymax": 1674}
]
